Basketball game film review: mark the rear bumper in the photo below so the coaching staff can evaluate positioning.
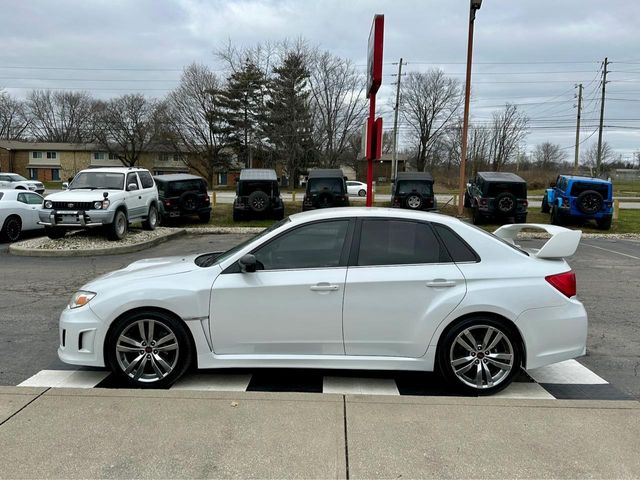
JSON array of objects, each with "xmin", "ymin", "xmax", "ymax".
[
  {"xmin": 515, "ymin": 299, "xmax": 588, "ymax": 370},
  {"xmin": 58, "ymin": 304, "xmax": 107, "ymax": 367},
  {"xmin": 38, "ymin": 209, "xmax": 115, "ymax": 228}
]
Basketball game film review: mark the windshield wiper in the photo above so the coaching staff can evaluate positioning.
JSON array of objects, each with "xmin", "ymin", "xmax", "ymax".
[{"xmin": 70, "ymin": 186, "xmax": 98, "ymax": 190}]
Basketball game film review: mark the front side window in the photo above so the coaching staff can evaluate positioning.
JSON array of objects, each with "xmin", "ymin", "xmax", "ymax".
[
  {"xmin": 357, "ymin": 219, "xmax": 448, "ymax": 266},
  {"xmin": 7, "ymin": 173, "xmax": 28, "ymax": 182},
  {"xmin": 126, "ymin": 173, "xmax": 139, "ymax": 189},
  {"xmin": 253, "ymin": 220, "xmax": 349, "ymax": 270}
]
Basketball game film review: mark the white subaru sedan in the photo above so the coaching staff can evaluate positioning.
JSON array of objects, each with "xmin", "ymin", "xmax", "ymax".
[{"xmin": 58, "ymin": 208, "xmax": 587, "ymax": 395}]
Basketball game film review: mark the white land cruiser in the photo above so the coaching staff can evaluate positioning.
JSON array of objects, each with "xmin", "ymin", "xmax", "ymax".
[{"xmin": 38, "ymin": 167, "xmax": 159, "ymax": 240}]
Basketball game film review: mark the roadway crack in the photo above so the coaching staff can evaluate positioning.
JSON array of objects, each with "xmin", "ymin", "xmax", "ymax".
[
  {"xmin": 0, "ymin": 387, "xmax": 50, "ymax": 428},
  {"xmin": 343, "ymin": 395, "xmax": 350, "ymax": 480}
]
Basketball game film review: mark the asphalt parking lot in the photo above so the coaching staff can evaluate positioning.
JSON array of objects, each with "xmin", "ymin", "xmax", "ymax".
[{"xmin": 0, "ymin": 232, "xmax": 638, "ymax": 400}]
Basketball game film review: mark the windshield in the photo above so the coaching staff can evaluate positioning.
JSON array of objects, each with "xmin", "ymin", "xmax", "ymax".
[
  {"xmin": 396, "ymin": 180, "xmax": 432, "ymax": 196},
  {"xmin": 308, "ymin": 178, "xmax": 344, "ymax": 194},
  {"xmin": 199, "ymin": 217, "xmax": 291, "ymax": 267},
  {"xmin": 70, "ymin": 172, "xmax": 125, "ymax": 190},
  {"xmin": 7, "ymin": 174, "xmax": 28, "ymax": 182}
]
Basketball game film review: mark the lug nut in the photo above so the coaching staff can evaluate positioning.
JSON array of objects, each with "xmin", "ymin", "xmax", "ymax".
[
  {"xmin": 483, "ymin": 359, "xmax": 487, "ymax": 363},
  {"xmin": 153, "ymin": 350, "xmax": 158, "ymax": 354},
  {"xmin": 485, "ymin": 351, "xmax": 490, "ymax": 355},
  {"xmin": 146, "ymin": 354, "xmax": 151, "ymax": 359},
  {"xmin": 474, "ymin": 360, "xmax": 479, "ymax": 365},
  {"xmin": 471, "ymin": 352, "xmax": 476, "ymax": 357},
  {"xmin": 151, "ymin": 341, "xmax": 155, "ymax": 346},
  {"xmin": 141, "ymin": 342, "xmax": 146, "ymax": 346}
]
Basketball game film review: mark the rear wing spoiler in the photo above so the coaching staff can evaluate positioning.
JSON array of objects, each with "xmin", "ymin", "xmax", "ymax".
[{"xmin": 493, "ymin": 224, "xmax": 582, "ymax": 259}]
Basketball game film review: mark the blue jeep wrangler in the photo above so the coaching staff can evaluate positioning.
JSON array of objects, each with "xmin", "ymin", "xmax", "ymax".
[{"xmin": 541, "ymin": 175, "xmax": 613, "ymax": 230}]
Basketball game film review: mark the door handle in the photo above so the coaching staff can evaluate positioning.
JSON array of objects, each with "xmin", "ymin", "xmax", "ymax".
[
  {"xmin": 310, "ymin": 283, "xmax": 339, "ymax": 292},
  {"xmin": 426, "ymin": 279, "xmax": 457, "ymax": 288}
]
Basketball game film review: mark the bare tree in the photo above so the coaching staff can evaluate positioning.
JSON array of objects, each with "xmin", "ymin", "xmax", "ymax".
[
  {"xmin": 27, "ymin": 90, "xmax": 97, "ymax": 142},
  {"xmin": 308, "ymin": 51, "xmax": 368, "ymax": 168},
  {"xmin": 487, "ymin": 103, "xmax": 529, "ymax": 171},
  {"xmin": 582, "ymin": 141, "xmax": 614, "ymax": 168},
  {"xmin": 533, "ymin": 142, "xmax": 565, "ymax": 170},
  {"xmin": 0, "ymin": 90, "xmax": 30, "ymax": 140},
  {"xmin": 94, "ymin": 94, "xmax": 161, "ymax": 167},
  {"xmin": 164, "ymin": 63, "xmax": 233, "ymax": 185},
  {"xmin": 400, "ymin": 69, "xmax": 462, "ymax": 172}
]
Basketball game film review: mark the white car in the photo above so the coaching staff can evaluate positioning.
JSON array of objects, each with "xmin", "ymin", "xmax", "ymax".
[
  {"xmin": 0, "ymin": 189, "xmax": 45, "ymax": 242},
  {"xmin": 58, "ymin": 208, "xmax": 587, "ymax": 394},
  {"xmin": 0, "ymin": 173, "xmax": 45, "ymax": 195},
  {"xmin": 346, "ymin": 180, "xmax": 367, "ymax": 197}
]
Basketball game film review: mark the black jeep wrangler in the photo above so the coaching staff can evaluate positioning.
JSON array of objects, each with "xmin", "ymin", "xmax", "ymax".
[
  {"xmin": 302, "ymin": 169, "xmax": 350, "ymax": 211},
  {"xmin": 391, "ymin": 172, "xmax": 437, "ymax": 211},
  {"xmin": 465, "ymin": 172, "xmax": 528, "ymax": 224},
  {"xmin": 154, "ymin": 174, "xmax": 211, "ymax": 223},
  {"xmin": 233, "ymin": 169, "xmax": 284, "ymax": 221}
]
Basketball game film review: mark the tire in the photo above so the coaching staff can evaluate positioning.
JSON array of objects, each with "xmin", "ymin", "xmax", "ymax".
[
  {"xmin": 248, "ymin": 191, "xmax": 270, "ymax": 213},
  {"xmin": 108, "ymin": 210, "xmax": 128, "ymax": 240},
  {"xmin": 438, "ymin": 316, "xmax": 522, "ymax": 395},
  {"xmin": 142, "ymin": 204, "xmax": 158, "ymax": 231},
  {"xmin": 472, "ymin": 206, "xmax": 484, "ymax": 225},
  {"xmin": 105, "ymin": 310, "xmax": 193, "ymax": 389},
  {"xmin": 515, "ymin": 214, "xmax": 527, "ymax": 224},
  {"xmin": 45, "ymin": 226, "xmax": 66, "ymax": 240},
  {"xmin": 576, "ymin": 190, "xmax": 604, "ymax": 215},
  {"xmin": 1, "ymin": 215, "xmax": 22, "ymax": 242},
  {"xmin": 597, "ymin": 216, "xmax": 612, "ymax": 230},
  {"xmin": 541, "ymin": 195, "xmax": 550, "ymax": 214},
  {"xmin": 317, "ymin": 191, "xmax": 335, "ymax": 208},
  {"xmin": 550, "ymin": 205, "xmax": 563, "ymax": 226},
  {"xmin": 179, "ymin": 191, "xmax": 199, "ymax": 212},
  {"xmin": 494, "ymin": 192, "xmax": 517, "ymax": 215},
  {"xmin": 464, "ymin": 192, "xmax": 471, "ymax": 208},
  {"xmin": 358, "ymin": 189, "xmax": 366, "ymax": 197},
  {"xmin": 405, "ymin": 193, "xmax": 423, "ymax": 210},
  {"xmin": 274, "ymin": 208, "xmax": 285, "ymax": 220},
  {"xmin": 232, "ymin": 209, "xmax": 245, "ymax": 222},
  {"xmin": 198, "ymin": 211, "xmax": 211, "ymax": 223}
]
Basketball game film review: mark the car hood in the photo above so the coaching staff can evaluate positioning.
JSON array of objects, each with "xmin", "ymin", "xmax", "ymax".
[
  {"xmin": 84, "ymin": 255, "xmax": 203, "ymax": 290},
  {"xmin": 45, "ymin": 189, "xmax": 122, "ymax": 201}
]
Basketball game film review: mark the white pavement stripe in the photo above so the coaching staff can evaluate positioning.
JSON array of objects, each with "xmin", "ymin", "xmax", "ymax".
[
  {"xmin": 582, "ymin": 243, "xmax": 640, "ymax": 260},
  {"xmin": 527, "ymin": 360, "xmax": 608, "ymax": 385},
  {"xmin": 18, "ymin": 369, "xmax": 109, "ymax": 388},
  {"xmin": 323, "ymin": 376, "xmax": 400, "ymax": 396},
  {"xmin": 494, "ymin": 382, "xmax": 556, "ymax": 400},
  {"xmin": 170, "ymin": 373, "xmax": 252, "ymax": 392}
]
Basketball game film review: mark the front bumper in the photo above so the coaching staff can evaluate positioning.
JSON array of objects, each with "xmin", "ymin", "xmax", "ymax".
[
  {"xmin": 515, "ymin": 298, "xmax": 588, "ymax": 370},
  {"xmin": 38, "ymin": 209, "xmax": 115, "ymax": 228},
  {"xmin": 58, "ymin": 304, "xmax": 107, "ymax": 367}
]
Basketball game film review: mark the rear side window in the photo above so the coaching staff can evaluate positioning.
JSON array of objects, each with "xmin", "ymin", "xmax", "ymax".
[
  {"xmin": 357, "ymin": 219, "xmax": 450, "ymax": 266},
  {"xmin": 433, "ymin": 224, "xmax": 479, "ymax": 263},
  {"xmin": 307, "ymin": 178, "xmax": 344, "ymax": 194},
  {"xmin": 0, "ymin": 193, "xmax": 4, "ymax": 200},
  {"xmin": 138, "ymin": 171, "xmax": 155, "ymax": 189},
  {"xmin": 396, "ymin": 180, "xmax": 432, "ymax": 196}
]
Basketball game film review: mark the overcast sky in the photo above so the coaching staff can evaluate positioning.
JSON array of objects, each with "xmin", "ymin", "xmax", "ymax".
[{"xmin": 1, "ymin": 0, "xmax": 639, "ymax": 159}]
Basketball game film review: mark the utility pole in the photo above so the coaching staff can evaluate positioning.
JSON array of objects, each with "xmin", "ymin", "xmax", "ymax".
[
  {"xmin": 596, "ymin": 57, "xmax": 609, "ymax": 175},
  {"xmin": 391, "ymin": 58, "xmax": 404, "ymax": 183},
  {"xmin": 574, "ymin": 83, "xmax": 583, "ymax": 175}
]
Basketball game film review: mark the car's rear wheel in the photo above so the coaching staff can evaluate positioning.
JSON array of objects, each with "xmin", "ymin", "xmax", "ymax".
[
  {"xmin": 142, "ymin": 204, "xmax": 158, "ymax": 231},
  {"xmin": 106, "ymin": 310, "xmax": 192, "ymax": 389},
  {"xmin": 438, "ymin": 317, "xmax": 521, "ymax": 395},
  {"xmin": 472, "ymin": 206, "xmax": 484, "ymax": 225},
  {"xmin": 597, "ymin": 216, "xmax": 612, "ymax": 230},
  {"xmin": 358, "ymin": 189, "xmax": 366, "ymax": 197},
  {"xmin": 108, "ymin": 210, "xmax": 128, "ymax": 240},
  {"xmin": 1, "ymin": 215, "xmax": 22, "ymax": 242},
  {"xmin": 550, "ymin": 205, "xmax": 563, "ymax": 226},
  {"xmin": 198, "ymin": 211, "xmax": 211, "ymax": 223},
  {"xmin": 45, "ymin": 226, "xmax": 66, "ymax": 240}
]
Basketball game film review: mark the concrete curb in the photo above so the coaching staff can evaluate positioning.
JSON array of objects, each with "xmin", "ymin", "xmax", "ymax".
[
  {"xmin": 9, "ymin": 228, "xmax": 187, "ymax": 257},
  {"xmin": 185, "ymin": 226, "xmax": 265, "ymax": 234}
]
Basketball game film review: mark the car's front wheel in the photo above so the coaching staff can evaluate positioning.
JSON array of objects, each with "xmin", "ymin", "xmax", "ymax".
[
  {"xmin": 358, "ymin": 189, "xmax": 366, "ymax": 197},
  {"xmin": 106, "ymin": 310, "xmax": 193, "ymax": 388},
  {"xmin": 438, "ymin": 317, "xmax": 521, "ymax": 395},
  {"xmin": 108, "ymin": 210, "xmax": 128, "ymax": 240},
  {"xmin": 1, "ymin": 215, "xmax": 22, "ymax": 242}
]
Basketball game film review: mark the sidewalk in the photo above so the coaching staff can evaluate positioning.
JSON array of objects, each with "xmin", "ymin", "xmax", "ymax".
[{"xmin": 1, "ymin": 386, "xmax": 638, "ymax": 479}]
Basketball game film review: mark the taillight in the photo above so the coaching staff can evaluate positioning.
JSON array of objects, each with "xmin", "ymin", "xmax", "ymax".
[
  {"xmin": 522, "ymin": 200, "xmax": 528, "ymax": 207},
  {"xmin": 562, "ymin": 197, "xmax": 570, "ymax": 208},
  {"xmin": 164, "ymin": 200, "xmax": 171, "ymax": 206},
  {"xmin": 480, "ymin": 199, "xmax": 487, "ymax": 206},
  {"xmin": 546, "ymin": 271, "xmax": 576, "ymax": 298}
]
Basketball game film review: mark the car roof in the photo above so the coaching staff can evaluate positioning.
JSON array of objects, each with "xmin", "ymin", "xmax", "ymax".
[
  {"xmin": 396, "ymin": 171, "xmax": 434, "ymax": 182},
  {"xmin": 154, "ymin": 174, "xmax": 204, "ymax": 182},
  {"xmin": 78, "ymin": 167, "xmax": 148, "ymax": 174},
  {"xmin": 308, "ymin": 169, "xmax": 344, "ymax": 178},
  {"xmin": 560, "ymin": 175, "xmax": 611, "ymax": 184},
  {"xmin": 289, "ymin": 206, "xmax": 462, "ymax": 226},
  {"xmin": 477, "ymin": 172, "xmax": 525, "ymax": 183},
  {"xmin": 239, "ymin": 169, "xmax": 278, "ymax": 181}
]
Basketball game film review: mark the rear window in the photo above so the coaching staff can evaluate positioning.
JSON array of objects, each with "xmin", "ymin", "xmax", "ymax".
[
  {"xmin": 396, "ymin": 180, "xmax": 432, "ymax": 196},
  {"xmin": 165, "ymin": 179, "xmax": 206, "ymax": 195},
  {"xmin": 486, "ymin": 182, "xmax": 526, "ymax": 198},
  {"xmin": 570, "ymin": 182, "xmax": 608, "ymax": 197},
  {"xmin": 308, "ymin": 178, "xmax": 344, "ymax": 194},
  {"xmin": 239, "ymin": 181, "xmax": 279, "ymax": 197}
]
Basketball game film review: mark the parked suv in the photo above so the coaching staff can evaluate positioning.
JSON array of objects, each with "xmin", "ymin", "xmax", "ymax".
[
  {"xmin": 542, "ymin": 175, "xmax": 613, "ymax": 229},
  {"xmin": 155, "ymin": 174, "xmax": 211, "ymax": 223},
  {"xmin": 302, "ymin": 169, "xmax": 349, "ymax": 211},
  {"xmin": 39, "ymin": 167, "xmax": 159, "ymax": 240},
  {"xmin": 0, "ymin": 173, "xmax": 45, "ymax": 195},
  {"xmin": 391, "ymin": 172, "xmax": 437, "ymax": 210},
  {"xmin": 233, "ymin": 169, "xmax": 284, "ymax": 221},
  {"xmin": 465, "ymin": 172, "xmax": 528, "ymax": 224}
]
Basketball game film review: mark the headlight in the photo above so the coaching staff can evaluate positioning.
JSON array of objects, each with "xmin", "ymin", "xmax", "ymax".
[
  {"xmin": 69, "ymin": 291, "xmax": 96, "ymax": 309},
  {"xmin": 28, "ymin": 185, "xmax": 36, "ymax": 190},
  {"xmin": 93, "ymin": 201, "xmax": 102, "ymax": 210},
  {"xmin": 44, "ymin": 200, "xmax": 53, "ymax": 209}
]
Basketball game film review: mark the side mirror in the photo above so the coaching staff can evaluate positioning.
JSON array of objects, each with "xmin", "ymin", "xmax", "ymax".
[
  {"xmin": 62, "ymin": 182, "xmax": 69, "ymax": 189},
  {"xmin": 239, "ymin": 254, "xmax": 257, "ymax": 273},
  {"xmin": 127, "ymin": 183, "xmax": 139, "ymax": 191}
]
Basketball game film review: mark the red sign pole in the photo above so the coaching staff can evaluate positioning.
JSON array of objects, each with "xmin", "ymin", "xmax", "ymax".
[
  {"xmin": 366, "ymin": 14, "xmax": 384, "ymax": 208},
  {"xmin": 366, "ymin": 95, "xmax": 376, "ymax": 207}
]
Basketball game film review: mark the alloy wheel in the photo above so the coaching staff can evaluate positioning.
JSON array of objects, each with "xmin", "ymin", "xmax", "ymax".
[
  {"xmin": 407, "ymin": 195, "xmax": 422, "ymax": 209},
  {"xmin": 449, "ymin": 325, "xmax": 514, "ymax": 389},
  {"xmin": 6, "ymin": 218, "xmax": 21, "ymax": 241}
]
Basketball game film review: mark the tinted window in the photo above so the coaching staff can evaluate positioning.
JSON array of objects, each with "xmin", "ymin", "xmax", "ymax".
[
  {"xmin": 433, "ymin": 224, "xmax": 479, "ymax": 262},
  {"xmin": 23, "ymin": 193, "xmax": 42, "ymax": 205},
  {"xmin": 126, "ymin": 173, "xmax": 139, "ymax": 188},
  {"xmin": 307, "ymin": 178, "xmax": 344, "ymax": 194},
  {"xmin": 357, "ymin": 220, "xmax": 448, "ymax": 266},
  {"xmin": 239, "ymin": 181, "xmax": 278, "ymax": 197},
  {"xmin": 17, "ymin": 193, "xmax": 27, "ymax": 204},
  {"xmin": 0, "ymin": 193, "xmax": 3, "ymax": 200},
  {"xmin": 254, "ymin": 220, "xmax": 349, "ymax": 270},
  {"xmin": 138, "ymin": 171, "xmax": 154, "ymax": 189},
  {"xmin": 396, "ymin": 180, "xmax": 432, "ymax": 196},
  {"xmin": 7, "ymin": 174, "xmax": 27, "ymax": 182},
  {"xmin": 570, "ymin": 181, "xmax": 608, "ymax": 197},
  {"xmin": 166, "ymin": 179, "xmax": 206, "ymax": 195}
]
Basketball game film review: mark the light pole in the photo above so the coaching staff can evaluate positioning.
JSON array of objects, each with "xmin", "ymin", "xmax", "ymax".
[{"xmin": 457, "ymin": 0, "xmax": 482, "ymax": 216}]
